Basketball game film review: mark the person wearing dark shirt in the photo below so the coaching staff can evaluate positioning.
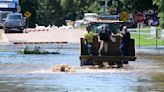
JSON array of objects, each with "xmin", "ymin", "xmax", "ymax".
[
  {"xmin": 98, "ymin": 25, "xmax": 111, "ymax": 56},
  {"xmin": 120, "ymin": 26, "xmax": 131, "ymax": 64}
]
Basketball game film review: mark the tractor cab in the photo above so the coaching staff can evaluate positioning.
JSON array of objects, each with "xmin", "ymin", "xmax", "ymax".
[
  {"xmin": 90, "ymin": 20, "xmax": 122, "ymax": 34},
  {"xmin": 80, "ymin": 20, "xmax": 136, "ymax": 68}
]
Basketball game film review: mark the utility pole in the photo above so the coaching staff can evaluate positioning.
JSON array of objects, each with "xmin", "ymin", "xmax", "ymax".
[{"xmin": 132, "ymin": 0, "xmax": 136, "ymax": 23}]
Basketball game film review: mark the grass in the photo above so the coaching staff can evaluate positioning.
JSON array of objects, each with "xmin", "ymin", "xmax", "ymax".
[
  {"xmin": 131, "ymin": 26, "xmax": 164, "ymax": 46},
  {"xmin": 137, "ymin": 29, "xmax": 150, "ymax": 33},
  {"xmin": 131, "ymin": 33, "xmax": 164, "ymax": 46}
]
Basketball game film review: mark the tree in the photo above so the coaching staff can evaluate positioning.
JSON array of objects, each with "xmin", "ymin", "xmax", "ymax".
[
  {"xmin": 119, "ymin": 0, "xmax": 157, "ymax": 12},
  {"xmin": 49, "ymin": 0, "xmax": 65, "ymax": 26},
  {"xmin": 60, "ymin": 0, "xmax": 78, "ymax": 21},
  {"xmin": 88, "ymin": 1, "xmax": 100, "ymax": 13},
  {"xmin": 21, "ymin": 0, "xmax": 38, "ymax": 27},
  {"xmin": 20, "ymin": 0, "xmax": 101, "ymax": 27},
  {"xmin": 35, "ymin": 0, "xmax": 65, "ymax": 26},
  {"xmin": 60, "ymin": 0, "xmax": 100, "ymax": 20},
  {"xmin": 35, "ymin": 0, "xmax": 49, "ymax": 26},
  {"xmin": 153, "ymin": 0, "xmax": 164, "ymax": 28}
]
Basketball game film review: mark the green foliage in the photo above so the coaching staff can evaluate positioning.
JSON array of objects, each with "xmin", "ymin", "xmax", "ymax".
[
  {"xmin": 117, "ymin": 0, "xmax": 157, "ymax": 13},
  {"xmin": 88, "ymin": 1, "xmax": 101, "ymax": 14},
  {"xmin": 36, "ymin": 0, "xmax": 65, "ymax": 26},
  {"xmin": 20, "ymin": 0, "xmax": 101, "ymax": 26},
  {"xmin": 134, "ymin": 0, "xmax": 155, "ymax": 11},
  {"xmin": 153, "ymin": 0, "xmax": 164, "ymax": 11},
  {"xmin": 153, "ymin": 0, "xmax": 164, "ymax": 28},
  {"xmin": 158, "ymin": 12, "xmax": 164, "ymax": 28},
  {"xmin": 60, "ymin": 0, "xmax": 100, "ymax": 20}
]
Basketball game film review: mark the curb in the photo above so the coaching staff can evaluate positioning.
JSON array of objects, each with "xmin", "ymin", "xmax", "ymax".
[
  {"xmin": 25, "ymin": 29, "xmax": 49, "ymax": 33},
  {"xmin": 13, "ymin": 42, "xmax": 68, "ymax": 45}
]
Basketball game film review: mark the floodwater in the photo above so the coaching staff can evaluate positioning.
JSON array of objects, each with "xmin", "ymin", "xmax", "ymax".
[{"xmin": 0, "ymin": 44, "xmax": 164, "ymax": 92}]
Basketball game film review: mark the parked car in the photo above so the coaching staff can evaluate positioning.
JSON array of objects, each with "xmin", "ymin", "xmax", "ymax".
[
  {"xmin": 100, "ymin": 14, "xmax": 119, "ymax": 20},
  {"xmin": 4, "ymin": 13, "xmax": 25, "ymax": 33},
  {"xmin": 83, "ymin": 13, "xmax": 99, "ymax": 24}
]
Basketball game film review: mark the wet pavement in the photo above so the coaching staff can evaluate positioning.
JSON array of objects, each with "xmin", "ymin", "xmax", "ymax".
[{"xmin": 136, "ymin": 46, "xmax": 164, "ymax": 55}]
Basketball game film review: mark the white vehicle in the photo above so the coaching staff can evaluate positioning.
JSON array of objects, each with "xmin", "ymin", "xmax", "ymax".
[{"xmin": 83, "ymin": 13, "xmax": 98, "ymax": 24}]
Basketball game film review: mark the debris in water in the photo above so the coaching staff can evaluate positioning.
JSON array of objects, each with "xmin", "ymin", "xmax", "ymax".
[
  {"xmin": 50, "ymin": 64, "xmax": 75, "ymax": 72},
  {"xmin": 18, "ymin": 46, "xmax": 60, "ymax": 54}
]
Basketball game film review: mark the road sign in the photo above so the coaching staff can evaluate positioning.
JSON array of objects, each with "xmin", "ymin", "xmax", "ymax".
[
  {"xmin": 24, "ymin": 11, "xmax": 31, "ymax": 18},
  {"xmin": 120, "ymin": 11, "xmax": 129, "ymax": 22},
  {"xmin": 135, "ymin": 12, "xmax": 144, "ymax": 23}
]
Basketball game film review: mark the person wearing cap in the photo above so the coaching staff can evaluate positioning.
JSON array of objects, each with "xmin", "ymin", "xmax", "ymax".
[
  {"xmin": 120, "ymin": 26, "xmax": 131, "ymax": 64},
  {"xmin": 98, "ymin": 25, "xmax": 111, "ymax": 56},
  {"xmin": 83, "ymin": 25, "xmax": 94, "ymax": 55}
]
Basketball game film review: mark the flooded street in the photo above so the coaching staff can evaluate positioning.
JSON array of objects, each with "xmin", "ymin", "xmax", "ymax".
[{"xmin": 0, "ymin": 44, "xmax": 164, "ymax": 92}]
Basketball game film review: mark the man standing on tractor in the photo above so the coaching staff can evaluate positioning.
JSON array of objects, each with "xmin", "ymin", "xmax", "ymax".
[
  {"xmin": 120, "ymin": 26, "xmax": 131, "ymax": 64},
  {"xmin": 83, "ymin": 24, "xmax": 94, "ymax": 55},
  {"xmin": 98, "ymin": 25, "xmax": 112, "ymax": 56}
]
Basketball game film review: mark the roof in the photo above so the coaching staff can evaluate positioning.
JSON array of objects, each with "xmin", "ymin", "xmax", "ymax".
[
  {"xmin": 90, "ymin": 20, "xmax": 123, "ymax": 23},
  {"xmin": 84, "ymin": 13, "xmax": 98, "ymax": 16}
]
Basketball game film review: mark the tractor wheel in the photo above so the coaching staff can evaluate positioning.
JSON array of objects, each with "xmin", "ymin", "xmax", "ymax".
[
  {"xmin": 122, "ymin": 61, "xmax": 129, "ymax": 64},
  {"xmin": 99, "ymin": 62, "xmax": 104, "ymax": 67}
]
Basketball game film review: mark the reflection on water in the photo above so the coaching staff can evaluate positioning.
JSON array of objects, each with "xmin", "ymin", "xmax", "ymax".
[
  {"xmin": 0, "ymin": 72, "xmax": 163, "ymax": 92},
  {"xmin": 0, "ymin": 45, "xmax": 164, "ymax": 92}
]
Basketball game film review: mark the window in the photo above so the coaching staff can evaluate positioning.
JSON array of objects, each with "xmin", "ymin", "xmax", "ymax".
[{"xmin": 7, "ymin": 15, "xmax": 21, "ymax": 20}]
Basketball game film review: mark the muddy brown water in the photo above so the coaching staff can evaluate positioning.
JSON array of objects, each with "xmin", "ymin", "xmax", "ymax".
[{"xmin": 0, "ymin": 45, "xmax": 164, "ymax": 92}]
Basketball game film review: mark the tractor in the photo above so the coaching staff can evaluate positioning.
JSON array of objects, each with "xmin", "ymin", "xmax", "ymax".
[{"xmin": 79, "ymin": 20, "xmax": 136, "ymax": 68}]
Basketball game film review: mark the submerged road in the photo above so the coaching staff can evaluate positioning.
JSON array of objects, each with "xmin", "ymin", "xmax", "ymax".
[{"xmin": 0, "ymin": 47, "xmax": 164, "ymax": 92}]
